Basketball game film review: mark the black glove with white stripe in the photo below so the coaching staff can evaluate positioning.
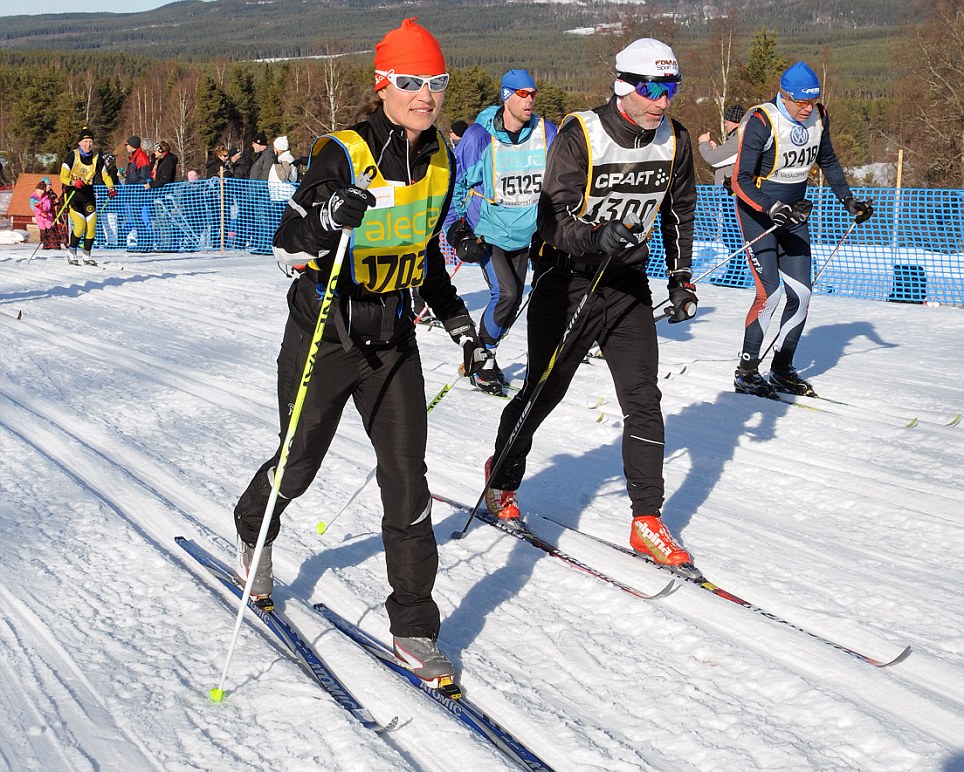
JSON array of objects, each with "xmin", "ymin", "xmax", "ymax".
[
  {"xmin": 318, "ymin": 185, "xmax": 376, "ymax": 232},
  {"xmin": 443, "ymin": 314, "xmax": 491, "ymax": 376}
]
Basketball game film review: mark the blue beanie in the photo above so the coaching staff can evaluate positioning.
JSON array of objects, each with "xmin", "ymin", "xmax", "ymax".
[
  {"xmin": 501, "ymin": 69, "xmax": 537, "ymax": 102},
  {"xmin": 780, "ymin": 61, "xmax": 820, "ymax": 101}
]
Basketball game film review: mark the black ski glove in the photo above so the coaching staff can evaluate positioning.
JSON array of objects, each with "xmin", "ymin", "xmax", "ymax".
[
  {"xmin": 446, "ymin": 218, "xmax": 488, "ymax": 264},
  {"xmin": 667, "ymin": 273, "xmax": 698, "ymax": 324},
  {"xmin": 443, "ymin": 314, "xmax": 491, "ymax": 376},
  {"xmin": 592, "ymin": 218, "xmax": 646, "ymax": 258},
  {"xmin": 319, "ymin": 184, "xmax": 376, "ymax": 232},
  {"xmin": 844, "ymin": 197, "xmax": 874, "ymax": 224},
  {"xmin": 768, "ymin": 199, "xmax": 812, "ymax": 228}
]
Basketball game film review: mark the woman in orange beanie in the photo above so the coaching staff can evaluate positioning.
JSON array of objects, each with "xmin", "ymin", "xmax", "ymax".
[{"xmin": 233, "ymin": 18, "xmax": 488, "ymax": 695}]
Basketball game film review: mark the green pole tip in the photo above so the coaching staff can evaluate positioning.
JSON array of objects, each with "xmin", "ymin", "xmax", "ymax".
[
  {"xmin": 316, "ymin": 521, "xmax": 327, "ymax": 535},
  {"xmin": 209, "ymin": 687, "xmax": 225, "ymax": 703}
]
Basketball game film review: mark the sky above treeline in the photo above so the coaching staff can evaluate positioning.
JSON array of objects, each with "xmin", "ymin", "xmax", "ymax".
[{"xmin": 4, "ymin": 0, "xmax": 179, "ymax": 16}]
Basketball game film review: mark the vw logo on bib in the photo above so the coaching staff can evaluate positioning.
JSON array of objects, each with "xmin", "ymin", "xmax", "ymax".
[{"xmin": 790, "ymin": 124, "xmax": 810, "ymax": 147}]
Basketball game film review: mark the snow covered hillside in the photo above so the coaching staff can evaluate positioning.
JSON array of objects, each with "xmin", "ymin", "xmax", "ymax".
[{"xmin": 1, "ymin": 245, "xmax": 962, "ymax": 771}]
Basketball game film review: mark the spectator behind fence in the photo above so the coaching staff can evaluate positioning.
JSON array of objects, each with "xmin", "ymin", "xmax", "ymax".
[
  {"xmin": 147, "ymin": 141, "xmax": 178, "ymax": 189},
  {"xmin": 206, "ymin": 145, "xmax": 234, "ymax": 178},
  {"xmin": 697, "ymin": 103, "xmax": 749, "ymax": 286},
  {"xmin": 267, "ymin": 135, "xmax": 298, "ymax": 200},
  {"xmin": 145, "ymin": 141, "xmax": 179, "ymax": 251},
  {"xmin": 122, "ymin": 136, "xmax": 153, "ymax": 251},
  {"xmin": 247, "ymin": 131, "xmax": 274, "ymax": 253},
  {"xmin": 124, "ymin": 136, "xmax": 152, "ymax": 185},
  {"xmin": 232, "ymin": 143, "xmax": 254, "ymax": 179},
  {"xmin": 248, "ymin": 132, "xmax": 274, "ymax": 181}
]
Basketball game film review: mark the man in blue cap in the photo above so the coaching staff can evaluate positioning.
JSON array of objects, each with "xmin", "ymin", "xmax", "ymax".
[
  {"xmin": 445, "ymin": 68, "xmax": 558, "ymax": 395},
  {"xmin": 731, "ymin": 61, "xmax": 875, "ymax": 398}
]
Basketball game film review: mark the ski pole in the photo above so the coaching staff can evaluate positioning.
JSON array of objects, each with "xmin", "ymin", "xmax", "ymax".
[
  {"xmin": 451, "ymin": 214, "xmax": 641, "ymax": 539},
  {"xmin": 690, "ymin": 223, "xmax": 779, "ymax": 287},
  {"xmin": 648, "ymin": 225, "xmax": 778, "ymax": 323},
  {"xmin": 759, "ymin": 218, "xmax": 858, "ymax": 363},
  {"xmin": 212, "ymin": 166, "xmax": 376, "ymax": 703},
  {"xmin": 26, "ymin": 190, "xmax": 75, "ymax": 264},
  {"xmin": 316, "ymin": 364, "xmax": 464, "ymax": 537}
]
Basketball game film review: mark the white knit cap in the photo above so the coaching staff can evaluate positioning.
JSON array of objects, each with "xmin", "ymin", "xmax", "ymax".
[
  {"xmin": 273, "ymin": 135, "xmax": 289, "ymax": 152},
  {"xmin": 614, "ymin": 38, "xmax": 680, "ymax": 96}
]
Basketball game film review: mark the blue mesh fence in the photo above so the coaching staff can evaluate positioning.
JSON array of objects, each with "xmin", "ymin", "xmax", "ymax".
[
  {"xmin": 648, "ymin": 185, "xmax": 964, "ymax": 305},
  {"xmin": 92, "ymin": 180, "xmax": 963, "ymax": 305}
]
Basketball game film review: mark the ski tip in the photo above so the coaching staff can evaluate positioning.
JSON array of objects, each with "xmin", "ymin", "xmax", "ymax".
[
  {"xmin": 947, "ymin": 414, "xmax": 962, "ymax": 427},
  {"xmin": 905, "ymin": 417, "xmax": 919, "ymax": 428},
  {"xmin": 375, "ymin": 715, "xmax": 400, "ymax": 734},
  {"xmin": 316, "ymin": 520, "xmax": 328, "ymax": 534},
  {"xmin": 879, "ymin": 644, "xmax": 912, "ymax": 668},
  {"xmin": 652, "ymin": 579, "xmax": 678, "ymax": 599},
  {"xmin": 209, "ymin": 687, "xmax": 225, "ymax": 703}
]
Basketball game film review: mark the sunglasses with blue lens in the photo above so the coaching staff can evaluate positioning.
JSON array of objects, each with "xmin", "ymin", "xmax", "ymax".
[{"xmin": 618, "ymin": 73, "xmax": 682, "ymax": 101}]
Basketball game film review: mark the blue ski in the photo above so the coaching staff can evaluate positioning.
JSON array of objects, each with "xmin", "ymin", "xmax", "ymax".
[
  {"xmin": 176, "ymin": 536, "xmax": 393, "ymax": 731},
  {"xmin": 313, "ymin": 602, "xmax": 554, "ymax": 771}
]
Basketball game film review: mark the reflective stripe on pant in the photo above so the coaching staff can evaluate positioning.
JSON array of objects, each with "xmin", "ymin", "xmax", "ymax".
[
  {"xmin": 490, "ymin": 264, "xmax": 665, "ymax": 514},
  {"xmin": 234, "ymin": 315, "xmax": 440, "ymax": 638},
  {"xmin": 736, "ymin": 202, "xmax": 813, "ymax": 364}
]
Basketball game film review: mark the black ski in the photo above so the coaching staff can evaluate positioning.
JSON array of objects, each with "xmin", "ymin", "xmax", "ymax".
[
  {"xmin": 313, "ymin": 603, "xmax": 554, "ymax": 771},
  {"xmin": 176, "ymin": 537, "xmax": 394, "ymax": 731}
]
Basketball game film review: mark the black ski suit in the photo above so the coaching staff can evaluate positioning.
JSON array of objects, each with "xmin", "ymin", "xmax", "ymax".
[
  {"xmin": 234, "ymin": 107, "xmax": 475, "ymax": 639},
  {"xmin": 488, "ymin": 96, "xmax": 696, "ymax": 516}
]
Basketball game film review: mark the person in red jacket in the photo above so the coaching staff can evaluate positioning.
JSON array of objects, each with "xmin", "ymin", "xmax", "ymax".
[{"xmin": 123, "ymin": 136, "xmax": 152, "ymax": 185}]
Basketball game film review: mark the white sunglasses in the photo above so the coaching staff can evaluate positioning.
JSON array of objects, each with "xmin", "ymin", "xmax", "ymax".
[{"xmin": 377, "ymin": 71, "xmax": 450, "ymax": 92}]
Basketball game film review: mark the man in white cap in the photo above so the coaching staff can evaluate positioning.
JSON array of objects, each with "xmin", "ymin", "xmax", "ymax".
[
  {"xmin": 482, "ymin": 38, "xmax": 702, "ymax": 576},
  {"xmin": 445, "ymin": 68, "xmax": 558, "ymax": 395},
  {"xmin": 731, "ymin": 61, "xmax": 874, "ymax": 399}
]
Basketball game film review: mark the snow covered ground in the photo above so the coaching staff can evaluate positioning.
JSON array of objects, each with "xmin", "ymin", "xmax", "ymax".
[{"xmin": 1, "ymin": 244, "xmax": 962, "ymax": 771}]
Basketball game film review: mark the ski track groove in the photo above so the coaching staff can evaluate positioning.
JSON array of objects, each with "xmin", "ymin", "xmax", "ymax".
[
  {"xmin": 0, "ymin": 382, "xmax": 525, "ymax": 771},
  {"xmin": 439, "ymin": 495, "xmax": 961, "ymax": 761}
]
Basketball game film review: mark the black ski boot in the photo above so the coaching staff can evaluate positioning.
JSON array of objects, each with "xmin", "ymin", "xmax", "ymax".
[
  {"xmin": 734, "ymin": 359, "xmax": 778, "ymax": 399},
  {"xmin": 768, "ymin": 367, "xmax": 816, "ymax": 397}
]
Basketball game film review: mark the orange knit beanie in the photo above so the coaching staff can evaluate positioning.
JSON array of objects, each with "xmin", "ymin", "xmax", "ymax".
[{"xmin": 374, "ymin": 18, "xmax": 446, "ymax": 91}]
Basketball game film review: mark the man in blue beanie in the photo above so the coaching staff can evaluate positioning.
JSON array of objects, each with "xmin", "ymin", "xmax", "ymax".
[
  {"xmin": 731, "ymin": 60, "xmax": 875, "ymax": 398},
  {"xmin": 445, "ymin": 68, "xmax": 558, "ymax": 395}
]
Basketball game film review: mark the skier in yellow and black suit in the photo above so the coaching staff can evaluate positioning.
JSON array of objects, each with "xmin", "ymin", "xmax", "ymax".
[{"xmin": 59, "ymin": 126, "xmax": 117, "ymax": 265}]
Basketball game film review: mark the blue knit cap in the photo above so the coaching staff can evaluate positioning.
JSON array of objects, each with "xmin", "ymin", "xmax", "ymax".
[
  {"xmin": 501, "ymin": 69, "xmax": 537, "ymax": 102},
  {"xmin": 780, "ymin": 61, "xmax": 820, "ymax": 101}
]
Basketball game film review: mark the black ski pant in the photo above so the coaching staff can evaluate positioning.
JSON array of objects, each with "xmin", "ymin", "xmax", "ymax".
[
  {"xmin": 234, "ymin": 316, "xmax": 441, "ymax": 638},
  {"xmin": 489, "ymin": 263, "xmax": 666, "ymax": 515}
]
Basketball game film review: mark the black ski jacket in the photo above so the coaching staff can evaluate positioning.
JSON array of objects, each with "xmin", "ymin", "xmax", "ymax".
[
  {"xmin": 536, "ymin": 95, "xmax": 696, "ymax": 279},
  {"xmin": 274, "ymin": 106, "xmax": 469, "ymax": 347}
]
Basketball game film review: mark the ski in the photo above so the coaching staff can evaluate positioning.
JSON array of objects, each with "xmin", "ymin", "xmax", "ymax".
[
  {"xmin": 536, "ymin": 518, "xmax": 912, "ymax": 669},
  {"xmin": 432, "ymin": 493, "xmax": 675, "ymax": 601},
  {"xmin": 313, "ymin": 603, "xmax": 554, "ymax": 771},
  {"xmin": 176, "ymin": 537, "xmax": 394, "ymax": 732},
  {"xmin": 776, "ymin": 392, "xmax": 961, "ymax": 429}
]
